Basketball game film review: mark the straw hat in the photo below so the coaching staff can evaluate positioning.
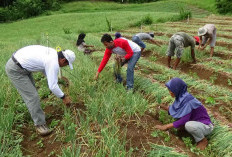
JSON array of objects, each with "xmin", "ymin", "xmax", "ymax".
[{"xmin": 198, "ymin": 27, "xmax": 207, "ymax": 36}]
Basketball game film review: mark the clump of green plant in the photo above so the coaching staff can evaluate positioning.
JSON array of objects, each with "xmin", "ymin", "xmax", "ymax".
[
  {"xmin": 37, "ymin": 139, "xmax": 44, "ymax": 148},
  {"xmin": 178, "ymin": 7, "xmax": 192, "ymax": 21},
  {"xmin": 133, "ymin": 14, "xmax": 153, "ymax": 27},
  {"xmin": 105, "ymin": 16, "xmax": 112, "ymax": 32},
  {"xmin": 61, "ymin": 141, "xmax": 81, "ymax": 157},
  {"xmin": 50, "ymin": 119, "xmax": 60, "ymax": 129},
  {"xmin": 63, "ymin": 27, "xmax": 72, "ymax": 34},
  {"xmin": 148, "ymin": 144, "xmax": 187, "ymax": 156},
  {"xmin": 205, "ymin": 96, "xmax": 216, "ymax": 106},
  {"xmin": 228, "ymin": 79, "xmax": 232, "ymax": 86},
  {"xmin": 151, "ymin": 130, "xmax": 171, "ymax": 142},
  {"xmin": 158, "ymin": 110, "xmax": 175, "ymax": 124},
  {"xmin": 150, "ymin": 56, "xmax": 157, "ymax": 62},
  {"xmin": 182, "ymin": 137, "xmax": 202, "ymax": 154},
  {"xmin": 209, "ymin": 74, "xmax": 218, "ymax": 84},
  {"xmin": 156, "ymin": 8, "xmax": 192, "ymax": 23}
]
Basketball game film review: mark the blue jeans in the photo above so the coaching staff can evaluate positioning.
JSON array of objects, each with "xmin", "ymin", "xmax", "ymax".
[
  {"xmin": 114, "ymin": 51, "xmax": 141, "ymax": 89},
  {"xmin": 132, "ymin": 36, "xmax": 146, "ymax": 48}
]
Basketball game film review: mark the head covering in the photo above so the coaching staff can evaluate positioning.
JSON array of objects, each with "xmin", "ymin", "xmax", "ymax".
[
  {"xmin": 76, "ymin": 33, "xmax": 86, "ymax": 46},
  {"xmin": 194, "ymin": 36, "xmax": 200, "ymax": 45},
  {"xmin": 62, "ymin": 50, "xmax": 76, "ymax": 70},
  {"xmin": 165, "ymin": 78, "xmax": 201, "ymax": 119},
  {"xmin": 115, "ymin": 32, "xmax": 121, "ymax": 39},
  {"xmin": 149, "ymin": 32, "xmax": 154, "ymax": 38},
  {"xmin": 198, "ymin": 27, "xmax": 207, "ymax": 36}
]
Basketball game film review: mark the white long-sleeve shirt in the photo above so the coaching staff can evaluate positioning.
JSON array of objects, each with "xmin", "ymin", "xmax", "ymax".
[{"xmin": 14, "ymin": 45, "xmax": 64, "ymax": 98}]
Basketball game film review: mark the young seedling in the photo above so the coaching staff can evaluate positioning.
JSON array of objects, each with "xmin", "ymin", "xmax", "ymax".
[{"xmin": 37, "ymin": 139, "xmax": 44, "ymax": 148}]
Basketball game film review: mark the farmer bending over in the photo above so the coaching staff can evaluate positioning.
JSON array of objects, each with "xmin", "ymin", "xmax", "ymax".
[
  {"xmin": 132, "ymin": 32, "xmax": 161, "ymax": 53},
  {"xmin": 198, "ymin": 24, "xmax": 217, "ymax": 57},
  {"xmin": 95, "ymin": 34, "xmax": 141, "ymax": 91},
  {"xmin": 5, "ymin": 45, "xmax": 75, "ymax": 136},
  {"xmin": 155, "ymin": 78, "xmax": 214, "ymax": 150},
  {"xmin": 76, "ymin": 33, "xmax": 94, "ymax": 55},
  {"xmin": 166, "ymin": 32, "xmax": 197, "ymax": 70}
]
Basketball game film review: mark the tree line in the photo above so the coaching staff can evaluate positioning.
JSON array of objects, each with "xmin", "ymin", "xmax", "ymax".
[{"xmin": 0, "ymin": 0, "xmax": 231, "ymax": 23}]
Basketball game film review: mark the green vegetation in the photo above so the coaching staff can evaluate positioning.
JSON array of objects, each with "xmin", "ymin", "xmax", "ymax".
[
  {"xmin": 216, "ymin": 0, "xmax": 232, "ymax": 14},
  {"xmin": 1, "ymin": 0, "xmax": 232, "ymax": 156}
]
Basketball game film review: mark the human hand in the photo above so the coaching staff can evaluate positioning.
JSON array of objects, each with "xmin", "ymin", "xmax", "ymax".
[
  {"xmin": 94, "ymin": 72, "xmax": 100, "ymax": 81},
  {"xmin": 154, "ymin": 125, "xmax": 168, "ymax": 131},
  {"xmin": 159, "ymin": 105, "xmax": 169, "ymax": 111},
  {"xmin": 63, "ymin": 96, "xmax": 71, "ymax": 107}
]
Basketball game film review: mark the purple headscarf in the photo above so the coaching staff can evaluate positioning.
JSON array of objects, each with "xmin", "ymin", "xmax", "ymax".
[{"xmin": 165, "ymin": 78, "xmax": 202, "ymax": 119}]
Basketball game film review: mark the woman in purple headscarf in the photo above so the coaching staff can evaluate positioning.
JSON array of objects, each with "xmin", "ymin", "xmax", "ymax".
[{"xmin": 155, "ymin": 78, "xmax": 214, "ymax": 150}]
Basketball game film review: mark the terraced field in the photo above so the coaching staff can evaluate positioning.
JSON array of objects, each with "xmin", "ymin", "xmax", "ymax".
[
  {"xmin": 87, "ymin": 15, "xmax": 232, "ymax": 156},
  {"xmin": 1, "ymin": 1, "xmax": 232, "ymax": 156}
]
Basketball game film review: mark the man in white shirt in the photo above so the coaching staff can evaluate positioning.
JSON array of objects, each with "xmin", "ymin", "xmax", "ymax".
[{"xmin": 5, "ymin": 45, "xmax": 76, "ymax": 136}]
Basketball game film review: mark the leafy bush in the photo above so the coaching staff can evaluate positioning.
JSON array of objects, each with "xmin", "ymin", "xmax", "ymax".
[
  {"xmin": 63, "ymin": 27, "xmax": 72, "ymax": 34},
  {"xmin": 11, "ymin": 0, "xmax": 43, "ymax": 18},
  {"xmin": 133, "ymin": 14, "xmax": 153, "ymax": 27},
  {"xmin": 0, "ymin": 0, "xmax": 61, "ymax": 22},
  {"xmin": 156, "ymin": 8, "xmax": 192, "ymax": 23},
  {"xmin": 0, "ymin": 8, "xmax": 9, "ymax": 22},
  {"xmin": 215, "ymin": 0, "xmax": 232, "ymax": 14}
]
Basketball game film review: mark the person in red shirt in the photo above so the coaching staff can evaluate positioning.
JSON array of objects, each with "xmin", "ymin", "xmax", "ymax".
[{"xmin": 95, "ymin": 34, "xmax": 141, "ymax": 91}]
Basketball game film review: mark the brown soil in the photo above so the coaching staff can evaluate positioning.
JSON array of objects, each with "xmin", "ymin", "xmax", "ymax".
[
  {"xmin": 221, "ymin": 29, "xmax": 232, "ymax": 32},
  {"xmin": 141, "ymin": 50, "xmax": 153, "ymax": 57},
  {"xmin": 20, "ymin": 101, "xmax": 86, "ymax": 157},
  {"xmin": 20, "ymin": 105, "xmax": 64, "ymax": 157},
  {"xmin": 217, "ymin": 41, "xmax": 232, "ymax": 50},
  {"xmin": 218, "ymin": 34, "xmax": 232, "ymax": 39},
  {"xmin": 189, "ymin": 20, "xmax": 231, "ymax": 26},
  {"xmin": 155, "ymin": 32, "xmax": 165, "ymax": 36},
  {"xmin": 118, "ymin": 114, "xmax": 197, "ymax": 157},
  {"xmin": 151, "ymin": 53, "xmax": 232, "ymax": 90},
  {"xmin": 208, "ymin": 16, "xmax": 232, "ymax": 21},
  {"xmin": 214, "ymin": 51, "xmax": 232, "ymax": 60}
]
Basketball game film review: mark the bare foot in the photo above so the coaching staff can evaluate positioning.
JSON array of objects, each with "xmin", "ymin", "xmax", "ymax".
[{"xmin": 196, "ymin": 138, "xmax": 208, "ymax": 150}]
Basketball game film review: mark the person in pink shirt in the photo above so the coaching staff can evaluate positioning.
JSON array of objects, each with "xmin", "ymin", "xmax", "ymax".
[{"xmin": 95, "ymin": 34, "xmax": 141, "ymax": 91}]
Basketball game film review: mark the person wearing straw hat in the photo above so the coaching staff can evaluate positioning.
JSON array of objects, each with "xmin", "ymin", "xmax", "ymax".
[
  {"xmin": 132, "ymin": 32, "xmax": 161, "ymax": 53},
  {"xmin": 198, "ymin": 24, "xmax": 217, "ymax": 57},
  {"xmin": 166, "ymin": 32, "xmax": 197, "ymax": 70},
  {"xmin": 5, "ymin": 45, "xmax": 76, "ymax": 136}
]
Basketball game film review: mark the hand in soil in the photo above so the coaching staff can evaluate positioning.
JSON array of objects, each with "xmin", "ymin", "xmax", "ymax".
[
  {"xmin": 154, "ymin": 125, "xmax": 168, "ymax": 131},
  {"xmin": 159, "ymin": 105, "xmax": 169, "ymax": 111},
  {"xmin": 63, "ymin": 96, "xmax": 71, "ymax": 107}
]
